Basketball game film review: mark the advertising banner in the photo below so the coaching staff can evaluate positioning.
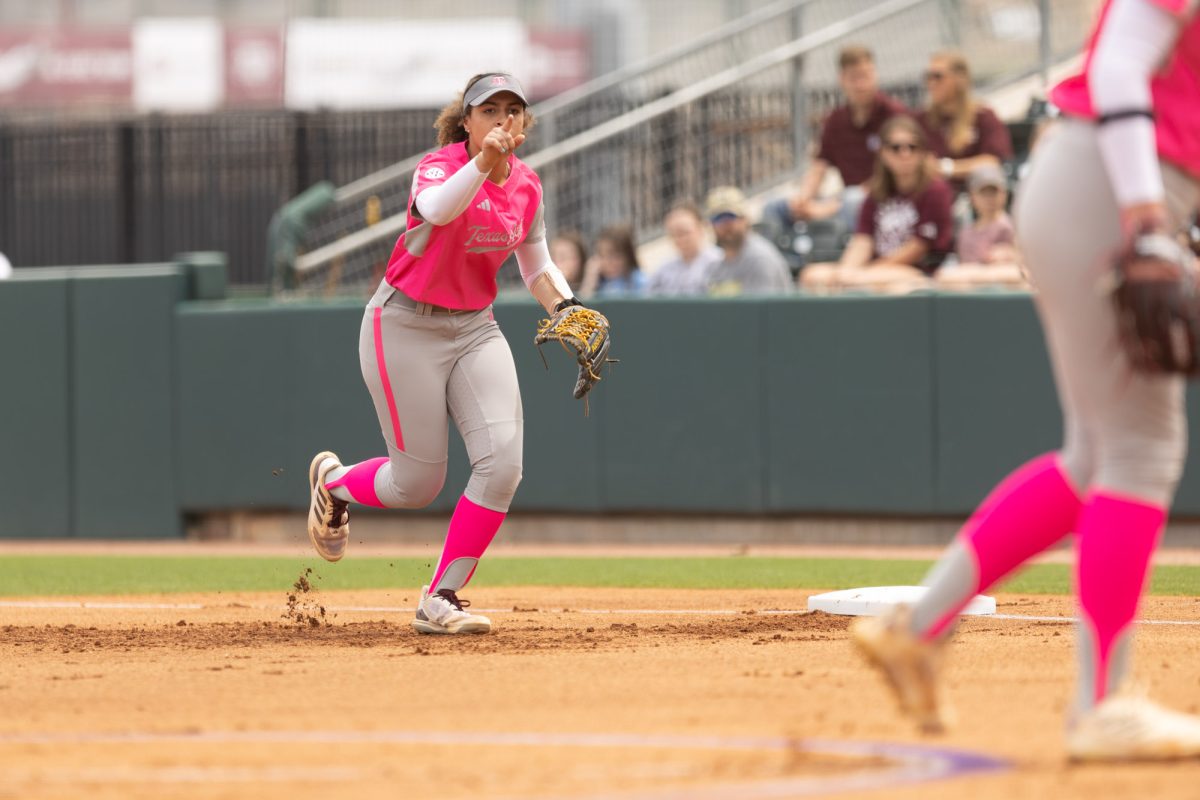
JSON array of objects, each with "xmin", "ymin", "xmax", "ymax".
[
  {"xmin": 284, "ymin": 18, "xmax": 529, "ymax": 110},
  {"xmin": 0, "ymin": 29, "xmax": 132, "ymax": 107},
  {"xmin": 225, "ymin": 27, "xmax": 285, "ymax": 107},
  {"xmin": 527, "ymin": 28, "xmax": 590, "ymax": 100},
  {"xmin": 132, "ymin": 18, "xmax": 224, "ymax": 112},
  {"xmin": 0, "ymin": 20, "xmax": 587, "ymax": 112}
]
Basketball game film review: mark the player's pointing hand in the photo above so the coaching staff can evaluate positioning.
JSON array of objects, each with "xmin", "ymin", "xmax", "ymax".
[{"xmin": 479, "ymin": 114, "xmax": 524, "ymax": 173}]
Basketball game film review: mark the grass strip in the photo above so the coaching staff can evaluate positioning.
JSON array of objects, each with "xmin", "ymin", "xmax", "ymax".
[{"xmin": 2, "ymin": 555, "xmax": 1199, "ymax": 597}]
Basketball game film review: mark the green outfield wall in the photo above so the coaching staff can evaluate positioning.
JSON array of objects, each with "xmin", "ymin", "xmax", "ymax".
[{"xmin": 9, "ymin": 263, "xmax": 1200, "ymax": 538}]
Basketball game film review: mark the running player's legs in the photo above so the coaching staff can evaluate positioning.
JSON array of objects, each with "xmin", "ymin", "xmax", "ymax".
[
  {"xmin": 427, "ymin": 310, "xmax": 523, "ymax": 593},
  {"xmin": 853, "ymin": 121, "xmax": 1194, "ymax": 733},
  {"xmin": 1019, "ymin": 121, "xmax": 1193, "ymax": 710},
  {"xmin": 326, "ymin": 286, "xmax": 455, "ymax": 508},
  {"xmin": 903, "ymin": 120, "xmax": 1192, "ymax": 706},
  {"xmin": 902, "ymin": 126, "xmax": 1109, "ymax": 638}
]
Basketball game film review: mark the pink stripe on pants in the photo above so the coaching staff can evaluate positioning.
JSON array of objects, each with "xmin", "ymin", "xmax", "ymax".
[{"xmin": 373, "ymin": 307, "xmax": 405, "ymax": 452}]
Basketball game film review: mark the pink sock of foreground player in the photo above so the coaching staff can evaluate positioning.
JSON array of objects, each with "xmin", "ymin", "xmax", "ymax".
[
  {"xmin": 325, "ymin": 457, "xmax": 390, "ymax": 508},
  {"xmin": 1076, "ymin": 492, "xmax": 1165, "ymax": 704},
  {"xmin": 921, "ymin": 453, "xmax": 1083, "ymax": 639},
  {"xmin": 429, "ymin": 495, "xmax": 506, "ymax": 593}
]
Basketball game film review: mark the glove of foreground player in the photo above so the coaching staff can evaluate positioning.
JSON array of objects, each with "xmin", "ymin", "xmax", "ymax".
[
  {"xmin": 534, "ymin": 300, "xmax": 615, "ymax": 404},
  {"xmin": 1112, "ymin": 230, "xmax": 1200, "ymax": 375}
]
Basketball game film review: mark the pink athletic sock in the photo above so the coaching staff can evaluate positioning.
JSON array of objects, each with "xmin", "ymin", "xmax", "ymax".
[
  {"xmin": 325, "ymin": 457, "xmax": 389, "ymax": 508},
  {"xmin": 1076, "ymin": 492, "xmax": 1165, "ymax": 704},
  {"xmin": 428, "ymin": 495, "xmax": 506, "ymax": 594},
  {"xmin": 921, "ymin": 453, "xmax": 1083, "ymax": 639}
]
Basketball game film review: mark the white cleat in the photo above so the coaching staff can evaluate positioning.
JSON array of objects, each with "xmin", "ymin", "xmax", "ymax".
[
  {"xmin": 412, "ymin": 586, "xmax": 492, "ymax": 635},
  {"xmin": 307, "ymin": 451, "xmax": 349, "ymax": 562},
  {"xmin": 1068, "ymin": 695, "xmax": 1200, "ymax": 762},
  {"xmin": 850, "ymin": 605, "xmax": 950, "ymax": 734}
]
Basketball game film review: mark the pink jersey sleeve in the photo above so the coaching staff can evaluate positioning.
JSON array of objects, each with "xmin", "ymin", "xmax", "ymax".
[{"xmin": 410, "ymin": 154, "xmax": 459, "ymax": 202}]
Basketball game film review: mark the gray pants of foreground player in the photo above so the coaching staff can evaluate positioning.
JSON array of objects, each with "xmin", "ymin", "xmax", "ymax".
[
  {"xmin": 1016, "ymin": 119, "xmax": 1196, "ymax": 506},
  {"xmin": 357, "ymin": 281, "xmax": 523, "ymax": 513},
  {"xmin": 913, "ymin": 120, "xmax": 1198, "ymax": 711}
]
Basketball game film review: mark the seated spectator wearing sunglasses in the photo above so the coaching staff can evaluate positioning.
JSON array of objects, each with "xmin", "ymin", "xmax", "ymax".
[
  {"xmin": 919, "ymin": 51, "xmax": 1012, "ymax": 193},
  {"xmin": 800, "ymin": 116, "xmax": 953, "ymax": 293}
]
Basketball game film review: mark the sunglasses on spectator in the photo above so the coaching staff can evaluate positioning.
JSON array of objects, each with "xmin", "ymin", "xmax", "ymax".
[
  {"xmin": 924, "ymin": 70, "xmax": 947, "ymax": 82},
  {"xmin": 884, "ymin": 141, "xmax": 921, "ymax": 154}
]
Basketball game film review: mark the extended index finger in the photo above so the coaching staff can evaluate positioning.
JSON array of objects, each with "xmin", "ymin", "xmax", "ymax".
[{"xmin": 502, "ymin": 114, "xmax": 514, "ymax": 132}]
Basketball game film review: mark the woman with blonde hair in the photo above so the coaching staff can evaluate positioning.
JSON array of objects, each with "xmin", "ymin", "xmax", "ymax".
[
  {"xmin": 799, "ymin": 115, "xmax": 954, "ymax": 292},
  {"xmin": 920, "ymin": 51, "xmax": 1013, "ymax": 191}
]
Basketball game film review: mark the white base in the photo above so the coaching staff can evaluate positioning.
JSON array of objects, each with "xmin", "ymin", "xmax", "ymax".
[{"xmin": 806, "ymin": 586, "xmax": 995, "ymax": 617}]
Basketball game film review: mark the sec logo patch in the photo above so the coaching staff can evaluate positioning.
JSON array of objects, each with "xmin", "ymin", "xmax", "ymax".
[{"xmin": 424, "ymin": 167, "xmax": 446, "ymax": 180}]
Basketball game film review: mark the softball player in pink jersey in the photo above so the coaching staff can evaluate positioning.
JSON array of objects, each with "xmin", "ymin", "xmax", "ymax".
[
  {"xmin": 853, "ymin": 0, "xmax": 1200, "ymax": 759},
  {"xmin": 305, "ymin": 73, "xmax": 583, "ymax": 635}
]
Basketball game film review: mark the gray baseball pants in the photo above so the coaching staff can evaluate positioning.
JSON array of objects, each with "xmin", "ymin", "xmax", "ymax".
[
  {"xmin": 354, "ymin": 281, "xmax": 523, "ymax": 513},
  {"xmin": 1016, "ymin": 119, "xmax": 1197, "ymax": 505}
]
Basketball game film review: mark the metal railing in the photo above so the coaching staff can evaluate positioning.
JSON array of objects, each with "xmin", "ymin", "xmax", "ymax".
[
  {"xmin": 280, "ymin": 0, "xmax": 1101, "ymax": 296},
  {"xmin": 286, "ymin": 0, "xmax": 937, "ymax": 294}
]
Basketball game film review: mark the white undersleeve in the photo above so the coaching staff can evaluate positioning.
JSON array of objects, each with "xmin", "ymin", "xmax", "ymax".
[
  {"xmin": 514, "ymin": 238, "xmax": 573, "ymax": 298},
  {"xmin": 1090, "ymin": 0, "xmax": 1181, "ymax": 207},
  {"xmin": 414, "ymin": 157, "xmax": 488, "ymax": 226}
]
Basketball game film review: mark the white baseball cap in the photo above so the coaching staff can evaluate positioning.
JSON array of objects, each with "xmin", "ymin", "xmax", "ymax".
[{"xmin": 463, "ymin": 73, "xmax": 528, "ymax": 111}]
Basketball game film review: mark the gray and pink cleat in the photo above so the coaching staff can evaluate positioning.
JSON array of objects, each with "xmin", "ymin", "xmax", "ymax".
[
  {"xmin": 850, "ymin": 605, "xmax": 951, "ymax": 734},
  {"xmin": 412, "ymin": 585, "xmax": 492, "ymax": 635},
  {"xmin": 1068, "ymin": 694, "xmax": 1200, "ymax": 761},
  {"xmin": 307, "ymin": 451, "xmax": 350, "ymax": 562}
]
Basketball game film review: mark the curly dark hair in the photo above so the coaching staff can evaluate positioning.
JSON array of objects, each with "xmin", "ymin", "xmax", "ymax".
[{"xmin": 433, "ymin": 73, "xmax": 536, "ymax": 147}]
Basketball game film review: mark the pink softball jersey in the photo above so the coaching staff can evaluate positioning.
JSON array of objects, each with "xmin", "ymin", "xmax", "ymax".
[
  {"xmin": 386, "ymin": 141, "xmax": 544, "ymax": 310},
  {"xmin": 1051, "ymin": 0, "xmax": 1200, "ymax": 178}
]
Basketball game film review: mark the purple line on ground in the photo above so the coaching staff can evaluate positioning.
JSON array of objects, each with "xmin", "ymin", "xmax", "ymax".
[{"xmin": 0, "ymin": 730, "xmax": 1010, "ymax": 798}]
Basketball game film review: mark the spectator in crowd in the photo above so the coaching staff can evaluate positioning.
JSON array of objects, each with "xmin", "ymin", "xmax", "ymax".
[
  {"xmin": 592, "ymin": 224, "xmax": 646, "ymax": 297},
  {"xmin": 549, "ymin": 232, "xmax": 589, "ymax": 294},
  {"xmin": 705, "ymin": 186, "xmax": 793, "ymax": 296},
  {"xmin": 936, "ymin": 163, "xmax": 1026, "ymax": 290},
  {"xmin": 646, "ymin": 203, "xmax": 722, "ymax": 296},
  {"xmin": 800, "ymin": 116, "xmax": 954, "ymax": 293},
  {"xmin": 768, "ymin": 45, "xmax": 910, "ymax": 234},
  {"xmin": 919, "ymin": 51, "xmax": 1013, "ymax": 193}
]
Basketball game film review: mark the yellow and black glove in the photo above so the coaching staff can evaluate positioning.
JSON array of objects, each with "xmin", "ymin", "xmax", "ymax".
[{"xmin": 534, "ymin": 299, "xmax": 615, "ymax": 407}]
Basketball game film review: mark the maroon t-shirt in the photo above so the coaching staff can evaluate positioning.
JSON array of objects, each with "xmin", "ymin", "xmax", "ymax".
[
  {"xmin": 920, "ymin": 106, "xmax": 1013, "ymax": 162},
  {"xmin": 855, "ymin": 178, "xmax": 955, "ymax": 273},
  {"xmin": 816, "ymin": 93, "xmax": 909, "ymax": 187}
]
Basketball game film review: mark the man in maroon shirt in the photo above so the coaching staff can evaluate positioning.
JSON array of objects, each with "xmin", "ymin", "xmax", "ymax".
[{"xmin": 775, "ymin": 46, "xmax": 909, "ymax": 227}]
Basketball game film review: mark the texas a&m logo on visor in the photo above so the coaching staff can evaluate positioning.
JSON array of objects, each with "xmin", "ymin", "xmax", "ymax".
[{"xmin": 490, "ymin": 76, "xmax": 510, "ymax": 87}]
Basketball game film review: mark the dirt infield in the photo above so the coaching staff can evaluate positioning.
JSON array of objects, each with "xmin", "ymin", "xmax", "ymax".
[{"xmin": 2, "ymin": 587, "xmax": 1199, "ymax": 799}]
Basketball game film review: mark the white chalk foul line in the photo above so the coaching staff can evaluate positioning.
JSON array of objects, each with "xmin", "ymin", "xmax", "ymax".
[
  {"xmin": 1, "ymin": 600, "xmax": 1197, "ymax": 626},
  {"xmin": 0, "ymin": 766, "xmax": 359, "ymax": 784},
  {"xmin": 990, "ymin": 613, "xmax": 1200, "ymax": 626},
  {"xmin": 0, "ymin": 601, "xmax": 205, "ymax": 610},
  {"xmin": 0, "ymin": 730, "xmax": 1006, "ymax": 798}
]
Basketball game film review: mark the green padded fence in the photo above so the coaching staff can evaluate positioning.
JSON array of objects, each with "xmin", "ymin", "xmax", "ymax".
[
  {"xmin": 0, "ymin": 277, "xmax": 71, "ymax": 537},
  {"xmin": 0, "ymin": 256, "xmax": 219, "ymax": 539},
  {"xmin": 932, "ymin": 293, "xmax": 1061, "ymax": 514},
  {"xmin": 71, "ymin": 267, "xmax": 186, "ymax": 538},
  {"xmin": 9, "ymin": 266, "xmax": 1200, "ymax": 538},
  {"xmin": 764, "ymin": 295, "xmax": 936, "ymax": 513}
]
